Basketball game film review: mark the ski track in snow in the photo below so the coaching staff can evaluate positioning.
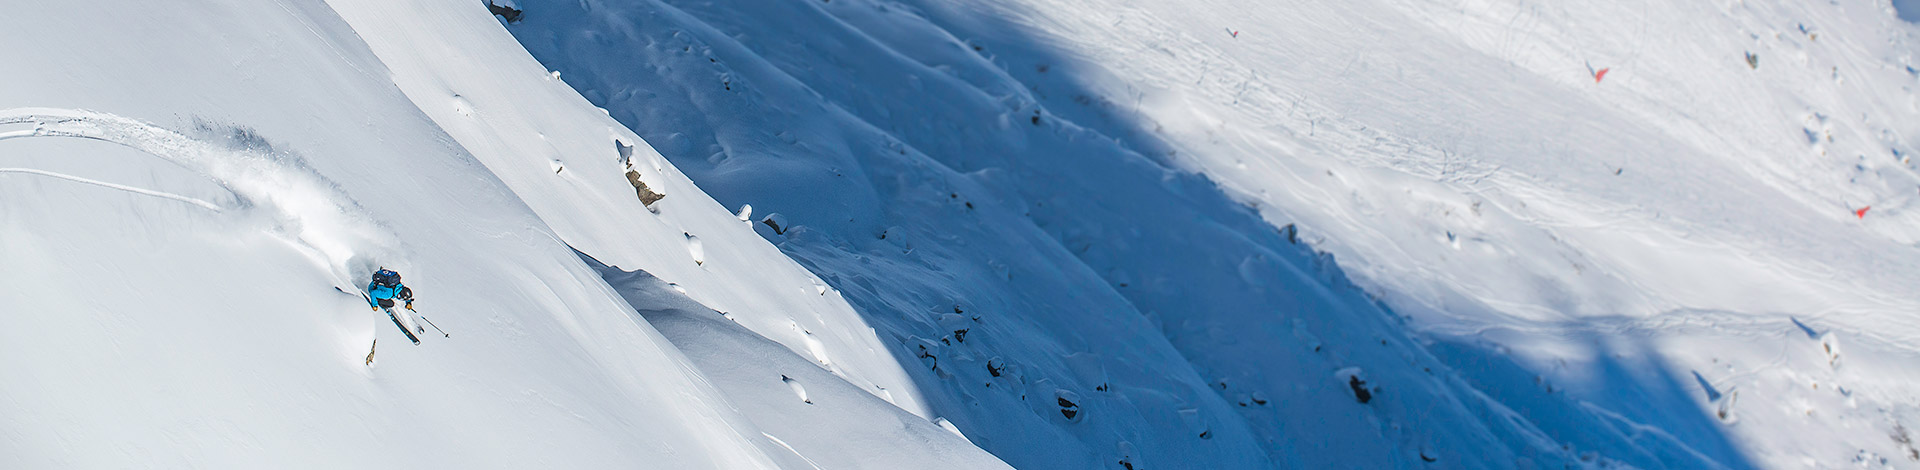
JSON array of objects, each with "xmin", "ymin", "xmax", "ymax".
[
  {"xmin": 761, "ymin": 433, "xmax": 825, "ymax": 470},
  {"xmin": 0, "ymin": 108, "xmax": 398, "ymax": 285},
  {"xmin": 0, "ymin": 167, "xmax": 223, "ymax": 212}
]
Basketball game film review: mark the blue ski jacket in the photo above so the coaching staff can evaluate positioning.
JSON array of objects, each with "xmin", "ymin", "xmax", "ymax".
[{"xmin": 367, "ymin": 281, "xmax": 412, "ymax": 309}]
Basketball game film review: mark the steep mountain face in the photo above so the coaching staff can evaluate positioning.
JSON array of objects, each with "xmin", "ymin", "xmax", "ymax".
[
  {"xmin": 501, "ymin": 0, "xmax": 1920, "ymax": 468},
  {"xmin": 497, "ymin": 0, "xmax": 1666, "ymax": 468},
  {"xmin": 1, "ymin": 1, "xmax": 1001, "ymax": 468},
  {"xmin": 7, "ymin": 0, "xmax": 1919, "ymax": 468},
  {"xmin": 0, "ymin": 2, "xmax": 767, "ymax": 466}
]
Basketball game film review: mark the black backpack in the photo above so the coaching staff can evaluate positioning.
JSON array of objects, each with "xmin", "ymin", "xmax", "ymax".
[{"xmin": 373, "ymin": 269, "xmax": 401, "ymax": 287}]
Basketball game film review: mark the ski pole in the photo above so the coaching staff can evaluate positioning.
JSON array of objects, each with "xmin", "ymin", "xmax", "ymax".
[{"xmin": 411, "ymin": 306, "xmax": 450, "ymax": 337}]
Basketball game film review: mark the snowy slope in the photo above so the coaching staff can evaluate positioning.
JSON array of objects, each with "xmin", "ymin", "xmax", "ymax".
[
  {"xmin": 930, "ymin": 0, "xmax": 1920, "ymax": 467},
  {"xmin": 9, "ymin": 0, "xmax": 1919, "ymax": 467},
  {"xmin": 501, "ymin": 0, "xmax": 1920, "ymax": 468},
  {"xmin": 500, "ymin": 0, "xmax": 1609, "ymax": 468},
  {"xmin": 321, "ymin": 0, "xmax": 937, "ymax": 421},
  {"xmin": 0, "ymin": 1, "xmax": 1003, "ymax": 468},
  {"xmin": 0, "ymin": 3, "xmax": 770, "ymax": 466}
]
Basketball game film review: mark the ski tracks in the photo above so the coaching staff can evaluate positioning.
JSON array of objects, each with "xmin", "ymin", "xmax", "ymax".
[
  {"xmin": 0, "ymin": 167, "xmax": 223, "ymax": 212},
  {"xmin": 0, "ymin": 107, "xmax": 398, "ymax": 285}
]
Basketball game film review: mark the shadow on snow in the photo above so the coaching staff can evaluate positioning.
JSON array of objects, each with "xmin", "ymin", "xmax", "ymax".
[{"xmin": 505, "ymin": 0, "xmax": 1756, "ymax": 467}]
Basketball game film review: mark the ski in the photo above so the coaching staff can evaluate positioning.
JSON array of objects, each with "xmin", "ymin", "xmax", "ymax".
[
  {"xmin": 363, "ymin": 291, "xmax": 421, "ymax": 345},
  {"xmin": 387, "ymin": 308, "xmax": 422, "ymax": 345}
]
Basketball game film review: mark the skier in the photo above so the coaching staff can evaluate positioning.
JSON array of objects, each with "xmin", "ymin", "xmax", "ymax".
[
  {"xmin": 366, "ymin": 268, "xmax": 415, "ymax": 311},
  {"xmin": 364, "ymin": 267, "xmax": 426, "ymax": 346},
  {"xmin": 358, "ymin": 268, "xmax": 444, "ymax": 359}
]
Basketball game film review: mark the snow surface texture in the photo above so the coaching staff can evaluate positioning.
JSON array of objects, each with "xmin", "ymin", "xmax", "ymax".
[
  {"xmin": 2, "ymin": 1, "xmax": 1002, "ymax": 468},
  {"xmin": 580, "ymin": 252, "xmax": 1006, "ymax": 469},
  {"xmin": 0, "ymin": 108, "xmax": 396, "ymax": 288},
  {"xmin": 7, "ymin": 0, "xmax": 1920, "ymax": 468},
  {"xmin": 503, "ymin": 0, "xmax": 1920, "ymax": 468}
]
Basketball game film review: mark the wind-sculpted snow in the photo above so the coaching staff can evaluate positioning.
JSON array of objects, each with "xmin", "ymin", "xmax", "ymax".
[
  {"xmin": 0, "ymin": 108, "xmax": 398, "ymax": 287},
  {"xmin": 499, "ymin": 0, "xmax": 1920, "ymax": 466}
]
